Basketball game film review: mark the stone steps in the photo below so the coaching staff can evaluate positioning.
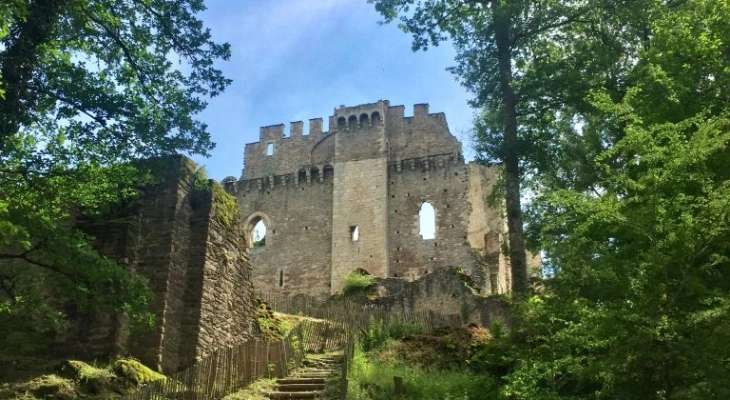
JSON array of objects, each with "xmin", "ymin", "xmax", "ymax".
[{"xmin": 264, "ymin": 354, "xmax": 342, "ymax": 399}]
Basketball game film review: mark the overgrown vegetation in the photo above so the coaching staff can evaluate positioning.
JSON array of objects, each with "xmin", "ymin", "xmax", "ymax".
[
  {"xmin": 372, "ymin": 0, "xmax": 730, "ymax": 398},
  {"xmin": 348, "ymin": 322, "xmax": 498, "ymax": 400},
  {"xmin": 1, "ymin": 0, "xmax": 231, "ymax": 358},
  {"xmin": 0, "ymin": 358, "xmax": 163, "ymax": 399},
  {"xmin": 341, "ymin": 270, "xmax": 376, "ymax": 298},
  {"xmin": 254, "ymin": 298, "xmax": 298, "ymax": 341},
  {"xmin": 358, "ymin": 317, "xmax": 425, "ymax": 352},
  {"xmin": 222, "ymin": 378, "xmax": 276, "ymax": 400},
  {"xmin": 190, "ymin": 166, "xmax": 241, "ymax": 230}
]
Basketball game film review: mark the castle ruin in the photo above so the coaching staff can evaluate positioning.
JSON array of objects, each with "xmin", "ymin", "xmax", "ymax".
[{"xmin": 224, "ymin": 100, "xmax": 512, "ymax": 297}]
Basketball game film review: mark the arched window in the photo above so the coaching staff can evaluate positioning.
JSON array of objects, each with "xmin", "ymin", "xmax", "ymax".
[
  {"xmin": 311, "ymin": 167, "xmax": 320, "ymax": 181},
  {"xmin": 337, "ymin": 116, "xmax": 347, "ymax": 130},
  {"xmin": 298, "ymin": 169, "xmax": 307, "ymax": 183},
  {"xmin": 419, "ymin": 202, "xmax": 436, "ymax": 240},
  {"xmin": 348, "ymin": 115, "xmax": 358, "ymax": 129},
  {"xmin": 251, "ymin": 218, "xmax": 267, "ymax": 247},
  {"xmin": 323, "ymin": 165, "xmax": 334, "ymax": 179},
  {"xmin": 371, "ymin": 111, "xmax": 381, "ymax": 124},
  {"xmin": 359, "ymin": 113, "xmax": 369, "ymax": 127}
]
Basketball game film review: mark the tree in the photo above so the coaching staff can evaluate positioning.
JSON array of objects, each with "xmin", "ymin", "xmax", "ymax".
[
  {"xmin": 370, "ymin": 0, "xmax": 592, "ymax": 294},
  {"xmin": 0, "ymin": 0, "xmax": 231, "ymax": 341},
  {"xmin": 495, "ymin": 0, "xmax": 730, "ymax": 398}
]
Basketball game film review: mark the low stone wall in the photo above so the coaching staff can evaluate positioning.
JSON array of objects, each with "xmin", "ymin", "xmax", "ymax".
[{"xmin": 372, "ymin": 266, "xmax": 510, "ymax": 328}]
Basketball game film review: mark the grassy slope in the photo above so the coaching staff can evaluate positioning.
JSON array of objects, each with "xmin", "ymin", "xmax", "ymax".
[{"xmin": 347, "ymin": 326, "xmax": 499, "ymax": 400}]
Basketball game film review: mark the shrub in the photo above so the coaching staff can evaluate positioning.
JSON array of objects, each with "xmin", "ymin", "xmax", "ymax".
[
  {"xmin": 347, "ymin": 346, "xmax": 497, "ymax": 400},
  {"xmin": 341, "ymin": 271, "xmax": 375, "ymax": 297},
  {"xmin": 359, "ymin": 317, "xmax": 425, "ymax": 352}
]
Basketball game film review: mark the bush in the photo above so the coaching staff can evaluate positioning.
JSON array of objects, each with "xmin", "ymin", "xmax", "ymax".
[
  {"xmin": 341, "ymin": 271, "xmax": 375, "ymax": 297},
  {"xmin": 359, "ymin": 317, "xmax": 425, "ymax": 352},
  {"xmin": 347, "ymin": 346, "xmax": 497, "ymax": 400}
]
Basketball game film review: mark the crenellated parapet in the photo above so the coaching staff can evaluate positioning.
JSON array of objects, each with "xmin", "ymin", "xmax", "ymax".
[
  {"xmin": 332, "ymin": 100, "xmax": 388, "ymax": 132},
  {"xmin": 227, "ymin": 163, "xmax": 335, "ymax": 194},
  {"xmin": 241, "ymin": 101, "xmax": 463, "ymax": 181}
]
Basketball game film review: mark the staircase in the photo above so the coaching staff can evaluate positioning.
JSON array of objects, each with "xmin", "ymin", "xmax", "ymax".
[{"xmin": 265, "ymin": 353, "xmax": 342, "ymax": 399}]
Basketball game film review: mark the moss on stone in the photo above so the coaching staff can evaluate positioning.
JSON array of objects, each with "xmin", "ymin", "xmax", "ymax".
[
  {"xmin": 60, "ymin": 360, "xmax": 112, "ymax": 381},
  {"xmin": 58, "ymin": 360, "xmax": 117, "ymax": 395},
  {"xmin": 21, "ymin": 374, "xmax": 76, "ymax": 399},
  {"xmin": 112, "ymin": 358, "xmax": 165, "ymax": 385},
  {"xmin": 186, "ymin": 163, "xmax": 240, "ymax": 231},
  {"xmin": 211, "ymin": 182, "xmax": 240, "ymax": 230}
]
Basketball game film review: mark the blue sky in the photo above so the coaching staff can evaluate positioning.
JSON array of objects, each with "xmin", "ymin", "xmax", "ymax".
[{"xmin": 192, "ymin": 0, "xmax": 476, "ymax": 180}]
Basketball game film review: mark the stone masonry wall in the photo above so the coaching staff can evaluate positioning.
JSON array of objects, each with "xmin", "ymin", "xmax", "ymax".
[
  {"xmin": 234, "ymin": 101, "xmax": 515, "ymax": 298},
  {"xmin": 372, "ymin": 267, "xmax": 511, "ymax": 329},
  {"xmin": 70, "ymin": 156, "xmax": 257, "ymax": 373},
  {"xmin": 330, "ymin": 158, "xmax": 390, "ymax": 293},
  {"xmin": 242, "ymin": 120, "xmax": 329, "ymax": 180},
  {"xmin": 230, "ymin": 174, "xmax": 333, "ymax": 298},
  {"xmin": 385, "ymin": 103, "xmax": 461, "ymax": 160},
  {"xmin": 386, "ymin": 155, "xmax": 473, "ymax": 281},
  {"xmin": 195, "ymin": 183, "xmax": 257, "ymax": 359}
]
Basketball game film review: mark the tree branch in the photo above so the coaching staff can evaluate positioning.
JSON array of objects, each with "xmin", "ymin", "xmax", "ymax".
[
  {"xmin": 513, "ymin": 8, "xmax": 592, "ymax": 47},
  {"xmin": 0, "ymin": 251, "xmax": 88, "ymax": 287},
  {"xmin": 81, "ymin": 6, "xmax": 160, "ymax": 106},
  {"xmin": 31, "ymin": 85, "xmax": 111, "ymax": 128}
]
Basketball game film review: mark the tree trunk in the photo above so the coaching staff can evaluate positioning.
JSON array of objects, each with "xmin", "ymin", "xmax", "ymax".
[{"xmin": 492, "ymin": 0, "xmax": 529, "ymax": 295}]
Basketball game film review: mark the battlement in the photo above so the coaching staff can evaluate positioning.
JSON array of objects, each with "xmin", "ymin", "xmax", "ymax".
[
  {"xmin": 242, "ymin": 101, "xmax": 461, "ymax": 180},
  {"xmin": 257, "ymin": 119, "xmax": 327, "ymax": 142},
  {"xmin": 228, "ymin": 163, "xmax": 335, "ymax": 195},
  {"xmin": 333, "ymin": 100, "xmax": 389, "ymax": 132}
]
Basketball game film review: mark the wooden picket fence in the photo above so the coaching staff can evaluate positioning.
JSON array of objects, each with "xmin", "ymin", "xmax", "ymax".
[
  {"xmin": 124, "ymin": 319, "xmax": 350, "ymax": 400},
  {"xmin": 260, "ymin": 292, "xmax": 461, "ymax": 400},
  {"xmin": 125, "ymin": 294, "xmax": 459, "ymax": 399},
  {"xmin": 258, "ymin": 292, "xmax": 461, "ymax": 332}
]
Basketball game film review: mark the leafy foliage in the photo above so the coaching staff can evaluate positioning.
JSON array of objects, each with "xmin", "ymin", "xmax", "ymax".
[
  {"xmin": 358, "ymin": 316, "xmax": 425, "ymax": 352},
  {"xmin": 347, "ymin": 343, "xmax": 497, "ymax": 400},
  {"xmin": 341, "ymin": 270, "xmax": 376, "ymax": 297},
  {"xmin": 369, "ymin": 0, "xmax": 598, "ymax": 294},
  {"xmin": 0, "ymin": 0, "xmax": 230, "ymax": 345},
  {"xmin": 375, "ymin": 0, "xmax": 730, "ymax": 399}
]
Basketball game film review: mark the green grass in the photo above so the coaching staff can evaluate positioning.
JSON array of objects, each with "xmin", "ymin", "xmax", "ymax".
[
  {"xmin": 346, "ymin": 346, "xmax": 498, "ymax": 400},
  {"xmin": 359, "ymin": 317, "xmax": 425, "ymax": 352},
  {"xmin": 222, "ymin": 378, "xmax": 276, "ymax": 400}
]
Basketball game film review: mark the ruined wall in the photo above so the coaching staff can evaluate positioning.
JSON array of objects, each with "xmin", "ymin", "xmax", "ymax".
[
  {"xmin": 230, "ymin": 174, "xmax": 333, "ymax": 298},
  {"xmin": 242, "ymin": 119, "xmax": 329, "ymax": 180},
  {"xmin": 372, "ymin": 267, "xmax": 511, "ymax": 328},
  {"xmin": 385, "ymin": 103, "xmax": 461, "ymax": 160},
  {"xmin": 235, "ymin": 101, "xmax": 515, "ymax": 297},
  {"xmin": 387, "ymin": 155, "xmax": 471, "ymax": 281},
  {"xmin": 195, "ymin": 184, "xmax": 257, "ymax": 357},
  {"xmin": 70, "ymin": 156, "xmax": 256, "ymax": 373}
]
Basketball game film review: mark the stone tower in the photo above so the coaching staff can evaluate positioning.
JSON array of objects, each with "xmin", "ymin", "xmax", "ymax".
[{"xmin": 225, "ymin": 101, "xmax": 512, "ymax": 297}]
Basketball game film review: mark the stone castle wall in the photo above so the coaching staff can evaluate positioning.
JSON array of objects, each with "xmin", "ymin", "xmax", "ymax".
[
  {"xmin": 230, "ymin": 101, "xmax": 511, "ymax": 298},
  {"xmin": 372, "ymin": 267, "xmax": 511, "ymax": 329},
  {"xmin": 230, "ymin": 175, "xmax": 333, "ymax": 297},
  {"xmin": 70, "ymin": 157, "xmax": 256, "ymax": 373}
]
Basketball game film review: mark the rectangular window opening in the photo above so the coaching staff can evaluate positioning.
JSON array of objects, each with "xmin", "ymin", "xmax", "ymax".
[
  {"xmin": 349, "ymin": 225, "xmax": 360, "ymax": 241},
  {"xmin": 267, "ymin": 142, "xmax": 274, "ymax": 156}
]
